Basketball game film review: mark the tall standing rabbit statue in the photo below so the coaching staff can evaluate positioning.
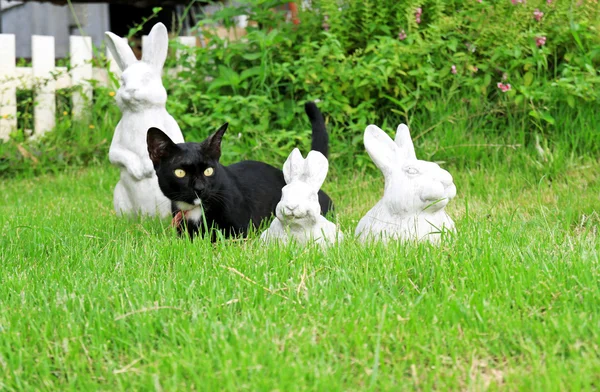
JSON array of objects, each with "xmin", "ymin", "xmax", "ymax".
[
  {"xmin": 261, "ymin": 148, "xmax": 343, "ymax": 247},
  {"xmin": 356, "ymin": 124, "xmax": 456, "ymax": 244},
  {"xmin": 106, "ymin": 22, "xmax": 184, "ymax": 218}
]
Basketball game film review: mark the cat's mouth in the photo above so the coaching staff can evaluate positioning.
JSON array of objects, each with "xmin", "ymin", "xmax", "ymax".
[
  {"xmin": 172, "ymin": 200, "xmax": 204, "ymax": 227},
  {"xmin": 175, "ymin": 199, "xmax": 202, "ymax": 211}
]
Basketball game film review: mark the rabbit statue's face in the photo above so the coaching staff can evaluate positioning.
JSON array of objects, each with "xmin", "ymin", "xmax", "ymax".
[
  {"xmin": 276, "ymin": 181, "xmax": 321, "ymax": 224},
  {"xmin": 364, "ymin": 124, "xmax": 456, "ymax": 217},
  {"xmin": 105, "ymin": 23, "xmax": 170, "ymax": 112},
  {"xmin": 277, "ymin": 148, "xmax": 329, "ymax": 226},
  {"xmin": 116, "ymin": 62, "xmax": 167, "ymax": 111},
  {"xmin": 388, "ymin": 159, "xmax": 456, "ymax": 215}
]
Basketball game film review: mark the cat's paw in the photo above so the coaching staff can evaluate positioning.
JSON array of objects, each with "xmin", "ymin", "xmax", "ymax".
[{"xmin": 171, "ymin": 211, "xmax": 184, "ymax": 228}]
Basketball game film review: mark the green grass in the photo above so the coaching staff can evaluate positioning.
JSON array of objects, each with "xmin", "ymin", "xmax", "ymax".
[{"xmin": 0, "ymin": 144, "xmax": 599, "ymax": 390}]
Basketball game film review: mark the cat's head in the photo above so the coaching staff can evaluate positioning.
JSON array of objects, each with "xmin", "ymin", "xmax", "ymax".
[{"xmin": 146, "ymin": 123, "xmax": 228, "ymax": 210}]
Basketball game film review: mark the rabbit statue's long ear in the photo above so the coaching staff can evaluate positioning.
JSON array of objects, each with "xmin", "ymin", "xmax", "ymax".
[
  {"xmin": 304, "ymin": 150, "xmax": 329, "ymax": 191},
  {"xmin": 364, "ymin": 125, "xmax": 399, "ymax": 175},
  {"xmin": 394, "ymin": 124, "xmax": 417, "ymax": 160},
  {"xmin": 142, "ymin": 22, "xmax": 169, "ymax": 70},
  {"xmin": 283, "ymin": 148, "xmax": 305, "ymax": 185},
  {"xmin": 105, "ymin": 32, "xmax": 137, "ymax": 71}
]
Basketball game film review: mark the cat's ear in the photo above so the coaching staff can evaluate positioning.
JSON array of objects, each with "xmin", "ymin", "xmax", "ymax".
[
  {"xmin": 203, "ymin": 123, "xmax": 228, "ymax": 160},
  {"xmin": 147, "ymin": 127, "xmax": 178, "ymax": 166}
]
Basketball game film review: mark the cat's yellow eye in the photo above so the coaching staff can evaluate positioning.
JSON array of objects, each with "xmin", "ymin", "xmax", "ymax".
[
  {"xmin": 174, "ymin": 169, "xmax": 186, "ymax": 178},
  {"xmin": 204, "ymin": 167, "xmax": 214, "ymax": 177}
]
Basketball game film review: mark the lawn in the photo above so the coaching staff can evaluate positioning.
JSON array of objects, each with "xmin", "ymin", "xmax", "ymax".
[{"xmin": 0, "ymin": 148, "xmax": 599, "ymax": 390}]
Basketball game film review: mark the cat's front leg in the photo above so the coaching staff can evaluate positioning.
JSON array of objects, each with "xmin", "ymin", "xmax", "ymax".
[{"xmin": 171, "ymin": 216, "xmax": 204, "ymax": 242}]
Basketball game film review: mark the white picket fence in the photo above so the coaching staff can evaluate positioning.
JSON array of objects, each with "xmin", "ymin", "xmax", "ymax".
[{"xmin": 0, "ymin": 34, "xmax": 196, "ymax": 141}]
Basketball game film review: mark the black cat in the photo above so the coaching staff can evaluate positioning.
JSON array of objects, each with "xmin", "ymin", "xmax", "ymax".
[{"xmin": 147, "ymin": 102, "xmax": 333, "ymax": 240}]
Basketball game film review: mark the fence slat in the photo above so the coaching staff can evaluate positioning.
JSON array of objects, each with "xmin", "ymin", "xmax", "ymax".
[
  {"xmin": 32, "ymin": 35, "xmax": 56, "ymax": 138},
  {"xmin": 0, "ymin": 34, "xmax": 197, "ymax": 141},
  {"xmin": 176, "ymin": 36, "xmax": 197, "ymax": 73},
  {"xmin": 0, "ymin": 34, "xmax": 17, "ymax": 141},
  {"xmin": 70, "ymin": 36, "xmax": 93, "ymax": 119}
]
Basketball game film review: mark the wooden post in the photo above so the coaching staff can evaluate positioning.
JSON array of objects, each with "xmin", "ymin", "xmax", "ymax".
[
  {"xmin": 176, "ymin": 36, "xmax": 196, "ymax": 73},
  {"xmin": 32, "ymin": 35, "xmax": 56, "ymax": 138},
  {"xmin": 289, "ymin": 3, "xmax": 300, "ymax": 25},
  {"xmin": 0, "ymin": 34, "xmax": 16, "ymax": 141},
  {"xmin": 70, "ymin": 36, "xmax": 93, "ymax": 119}
]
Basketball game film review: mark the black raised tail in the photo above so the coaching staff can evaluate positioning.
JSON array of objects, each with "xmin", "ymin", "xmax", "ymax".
[{"xmin": 305, "ymin": 101, "xmax": 329, "ymax": 158}]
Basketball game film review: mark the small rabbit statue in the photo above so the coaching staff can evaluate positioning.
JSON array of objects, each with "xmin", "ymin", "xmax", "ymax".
[
  {"xmin": 105, "ymin": 22, "xmax": 184, "ymax": 218},
  {"xmin": 355, "ymin": 124, "xmax": 456, "ymax": 244},
  {"xmin": 261, "ymin": 148, "xmax": 343, "ymax": 247}
]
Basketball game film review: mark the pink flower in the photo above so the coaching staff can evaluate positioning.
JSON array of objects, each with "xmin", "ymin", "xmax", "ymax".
[
  {"xmin": 415, "ymin": 7, "xmax": 422, "ymax": 24},
  {"xmin": 451, "ymin": 65, "xmax": 457, "ymax": 74},
  {"xmin": 497, "ymin": 83, "xmax": 512, "ymax": 92},
  {"xmin": 547, "ymin": 0, "xmax": 552, "ymax": 3},
  {"xmin": 477, "ymin": 0, "xmax": 482, "ymax": 2},
  {"xmin": 322, "ymin": 14, "xmax": 330, "ymax": 31},
  {"xmin": 536, "ymin": 36, "xmax": 546, "ymax": 47},
  {"xmin": 472, "ymin": 66, "xmax": 479, "ymax": 73},
  {"xmin": 533, "ymin": 9, "xmax": 544, "ymax": 21},
  {"xmin": 511, "ymin": 0, "xmax": 525, "ymax": 4},
  {"xmin": 398, "ymin": 30, "xmax": 407, "ymax": 40}
]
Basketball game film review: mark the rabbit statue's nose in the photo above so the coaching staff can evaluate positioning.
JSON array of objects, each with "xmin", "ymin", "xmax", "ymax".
[
  {"xmin": 439, "ymin": 170, "xmax": 454, "ymax": 187},
  {"xmin": 287, "ymin": 204, "xmax": 298, "ymax": 211}
]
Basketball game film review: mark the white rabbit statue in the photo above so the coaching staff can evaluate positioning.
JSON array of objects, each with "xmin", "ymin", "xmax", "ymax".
[
  {"xmin": 261, "ymin": 148, "xmax": 343, "ymax": 247},
  {"xmin": 105, "ymin": 22, "xmax": 184, "ymax": 218},
  {"xmin": 355, "ymin": 124, "xmax": 457, "ymax": 244}
]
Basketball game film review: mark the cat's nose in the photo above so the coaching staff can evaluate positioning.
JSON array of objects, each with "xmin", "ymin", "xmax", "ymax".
[{"xmin": 193, "ymin": 180, "xmax": 204, "ymax": 192}]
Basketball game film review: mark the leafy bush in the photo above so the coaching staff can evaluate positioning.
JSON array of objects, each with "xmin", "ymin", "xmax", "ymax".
[
  {"xmin": 166, "ymin": 0, "xmax": 600, "ymax": 164},
  {"xmin": 0, "ymin": 85, "xmax": 118, "ymax": 177},
  {"xmin": 1, "ymin": 0, "xmax": 599, "ymax": 177}
]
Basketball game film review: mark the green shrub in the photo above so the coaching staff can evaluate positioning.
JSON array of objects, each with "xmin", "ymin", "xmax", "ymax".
[
  {"xmin": 165, "ymin": 0, "xmax": 600, "ymax": 164},
  {"xmin": 0, "ymin": 85, "xmax": 118, "ymax": 177},
  {"xmin": 1, "ymin": 0, "xmax": 599, "ymax": 177}
]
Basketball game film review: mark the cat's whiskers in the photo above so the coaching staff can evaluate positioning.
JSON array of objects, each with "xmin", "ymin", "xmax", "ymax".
[{"xmin": 208, "ymin": 189, "xmax": 233, "ymax": 207}]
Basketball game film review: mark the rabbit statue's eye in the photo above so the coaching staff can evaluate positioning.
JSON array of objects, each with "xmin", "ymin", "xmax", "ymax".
[
  {"xmin": 174, "ymin": 169, "xmax": 186, "ymax": 178},
  {"xmin": 404, "ymin": 166, "xmax": 419, "ymax": 175},
  {"xmin": 204, "ymin": 167, "xmax": 214, "ymax": 177}
]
